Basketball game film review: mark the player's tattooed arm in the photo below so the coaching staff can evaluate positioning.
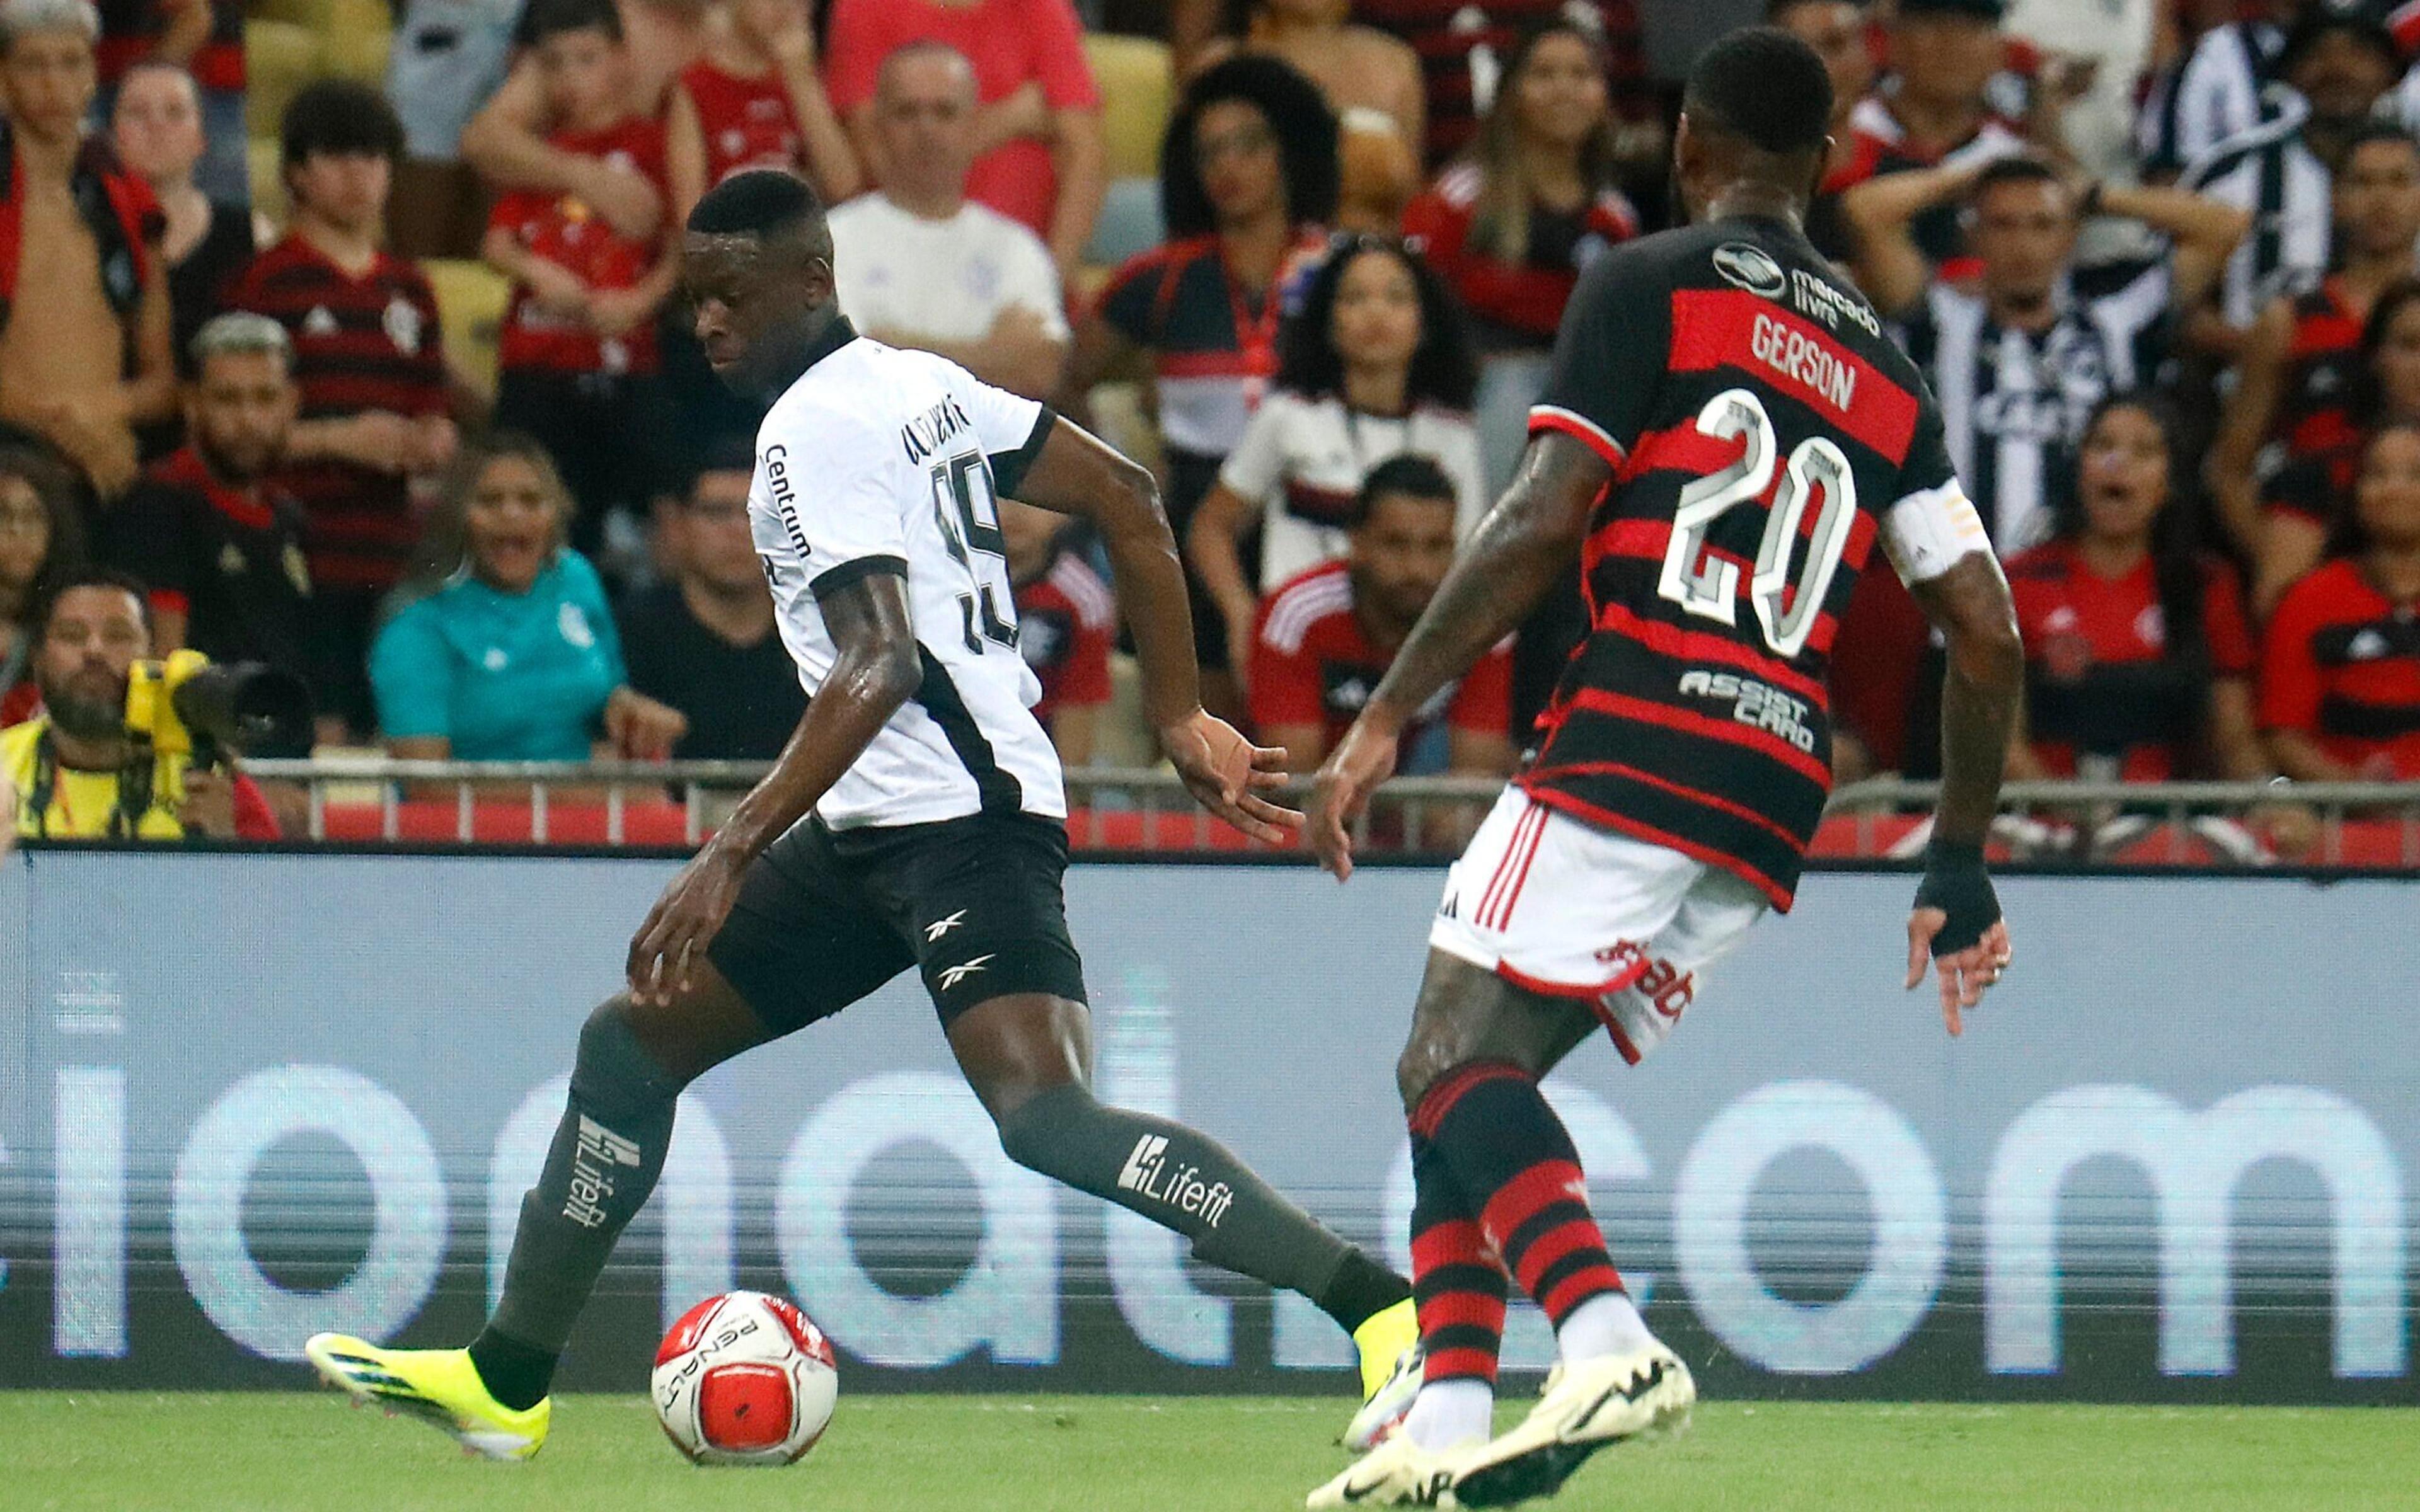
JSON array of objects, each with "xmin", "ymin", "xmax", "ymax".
[
  {"xmin": 1013, "ymin": 417, "xmax": 1301, "ymax": 841},
  {"xmin": 1306, "ymin": 433, "xmax": 1607, "ymax": 878},
  {"xmin": 1908, "ymin": 551, "xmax": 2024, "ymax": 847},
  {"xmin": 1366, "ymin": 432, "xmax": 1608, "ymax": 730},
  {"xmin": 625, "ymin": 572, "xmax": 921, "ymax": 1005}
]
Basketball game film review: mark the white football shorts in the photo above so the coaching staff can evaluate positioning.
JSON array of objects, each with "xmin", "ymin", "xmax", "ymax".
[{"xmin": 1429, "ymin": 786, "xmax": 1770, "ymax": 1063}]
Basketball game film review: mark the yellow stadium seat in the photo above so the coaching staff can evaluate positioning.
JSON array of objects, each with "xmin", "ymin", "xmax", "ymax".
[
  {"xmin": 422, "ymin": 258, "xmax": 512, "ymax": 406},
  {"xmin": 249, "ymin": 135, "xmax": 288, "ymax": 231},
  {"xmin": 318, "ymin": 0, "xmax": 394, "ymax": 85},
  {"xmin": 245, "ymin": 19, "xmax": 320, "ymax": 139},
  {"xmin": 1083, "ymin": 35, "xmax": 1172, "ymax": 181}
]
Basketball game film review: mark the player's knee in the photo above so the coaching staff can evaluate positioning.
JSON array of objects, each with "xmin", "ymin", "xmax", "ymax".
[
  {"xmin": 1396, "ymin": 1034, "xmax": 1457, "ymax": 1117},
  {"xmin": 570, "ymin": 997, "xmax": 684, "ymax": 1116}
]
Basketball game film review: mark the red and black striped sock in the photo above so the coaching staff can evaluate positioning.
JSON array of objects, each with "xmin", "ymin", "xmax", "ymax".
[
  {"xmin": 1410, "ymin": 1062, "xmax": 1625, "ymax": 1329},
  {"xmin": 1407, "ymin": 1130, "xmax": 1508, "ymax": 1387}
]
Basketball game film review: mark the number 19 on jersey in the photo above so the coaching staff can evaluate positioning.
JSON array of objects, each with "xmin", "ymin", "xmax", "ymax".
[{"xmin": 931, "ymin": 452, "xmax": 1019, "ymax": 655}]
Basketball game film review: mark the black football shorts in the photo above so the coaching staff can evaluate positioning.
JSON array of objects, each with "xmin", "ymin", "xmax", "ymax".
[{"xmin": 706, "ymin": 810, "xmax": 1088, "ymax": 1033}]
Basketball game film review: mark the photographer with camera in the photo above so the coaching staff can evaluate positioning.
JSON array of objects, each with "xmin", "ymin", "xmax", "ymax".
[{"xmin": 0, "ymin": 570, "xmax": 285, "ymax": 840}]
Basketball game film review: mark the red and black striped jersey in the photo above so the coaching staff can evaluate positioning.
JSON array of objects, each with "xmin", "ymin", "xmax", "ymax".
[
  {"xmin": 224, "ymin": 235, "xmax": 447, "ymax": 591},
  {"xmin": 2275, "ymin": 277, "xmax": 2365, "ymax": 466},
  {"xmin": 1519, "ymin": 215, "xmax": 1985, "ymax": 908},
  {"xmin": 2259, "ymin": 558, "xmax": 2420, "ymax": 780}
]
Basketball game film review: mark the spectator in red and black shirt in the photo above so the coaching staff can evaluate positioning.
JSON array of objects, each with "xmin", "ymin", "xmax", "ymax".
[
  {"xmin": 482, "ymin": 0, "xmax": 681, "ymax": 558},
  {"xmin": 227, "ymin": 80, "xmax": 454, "ymax": 740},
  {"xmin": 1250, "ymin": 454, "xmax": 1512, "ymax": 775},
  {"xmin": 1000, "ymin": 495, "xmax": 1114, "ymax": 766},
  {"xmin": 2257, "ymin": 279, "xmax": 2420, "ymax": 613},
  {"xmin": 1770, "ymin": 0, "xmax": 1878, "ymax": 236},
  {"xmin": 1401, "ymin": 21, "xmax": 1639, "ymax": 499},
  {"xmin": 2214, "ymin": 123, "xmax": 2420, "ymax": 576},
  {"xmin": 2262, "ymin": 421, "xmax": 2420, "ymax": 782},
  {"xmin": 1069, "ymin": 55, "xmax": 1335, "ymax": 705},
  {"xmin": 100, "ymin": 313, "xmax": 311, "ymax": 691},
  {"xmin": 2004, "ymin": 396, "xmax": 2277, "ymax": 793}
]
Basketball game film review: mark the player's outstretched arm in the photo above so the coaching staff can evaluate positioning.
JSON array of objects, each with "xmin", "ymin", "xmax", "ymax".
[
  {"xmin": 1905, "ymin": 553, "xmax": 2025, "ymax": 1034},
  {"xmin": 1306, "ymin": 431, "xmax": 1610, "ymax": 879},
  {"xmin": 1011, "ymin": 416, "xmax": 1300, "ymax": 842},
  {"xmin": 625, "ymin": 572, "xmax": 923, "ymax": 1005}
]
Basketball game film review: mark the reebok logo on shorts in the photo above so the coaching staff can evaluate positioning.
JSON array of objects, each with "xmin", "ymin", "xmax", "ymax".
[
  {"xmin": 925, "ymin": 909, "xmax": 969, "ymax": 941},
  {"xmin": 936, "ymin": 954, "xmax": 994, "ymax": 988}
]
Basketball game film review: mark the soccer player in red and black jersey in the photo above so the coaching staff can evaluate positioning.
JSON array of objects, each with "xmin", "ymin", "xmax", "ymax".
[{"xmin": 1305, "ymin": 30, "xmax": 2023, "ymax": 1509}]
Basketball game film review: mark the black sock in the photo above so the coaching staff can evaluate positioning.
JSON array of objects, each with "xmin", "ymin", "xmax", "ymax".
[
  {"xmin": 467, "ymin": 1327, "xmax": 558, "ymax": 1412},
  {"xmin": 995, "ymin": 1083, "xmax": 1400, "ymax": 1315},
  {"xmin": 1313, "ymin": 1246, "xmax": 1414, "ymax": 1335},
  {"xmin": 481, "ymin": 1004, "xmax": 683, "ymax": 1384}
]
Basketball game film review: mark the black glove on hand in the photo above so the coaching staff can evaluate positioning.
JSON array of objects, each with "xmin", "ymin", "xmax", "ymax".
[{"xmin": 1914, "ymin": 839, "xmax": 2000, "ymax": 957}]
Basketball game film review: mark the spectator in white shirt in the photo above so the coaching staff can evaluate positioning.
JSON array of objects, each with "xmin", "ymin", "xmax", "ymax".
[
  {"xmin": 1185, "ymin": 233, "xmax": 1482, "ymax": 681},
  {"xmin": 827, "ymin": 40, "xmax": 1068, "ymax": 401}
]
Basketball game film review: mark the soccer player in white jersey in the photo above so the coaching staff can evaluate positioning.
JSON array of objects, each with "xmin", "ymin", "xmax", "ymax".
[{"xmin": 305, "ymin": 169, "xmax": 1422, "ymax": 1460}]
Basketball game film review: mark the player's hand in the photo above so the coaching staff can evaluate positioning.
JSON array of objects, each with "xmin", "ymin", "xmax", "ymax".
[
  {"xmin": 1904, "ymin": 914, "xmax": 2012, "ymax": 1038},
  {"xmin": 605, "ymin": 685, "xmax": 689, "ymax": 760},
  {"xmin": 1306, "ymin": 716, "xmax": 1398, "ymax": 881},
  {"xmin": 628, "ymin": 841, "xmax": 746, "ymax": 1006},
  {"xmin": 407, "ymin": 414, "xmax": 459, "ymax": 474},
  {"xmin": 1160, "ymin": 707, "xmax": 1299, "ymax": 844}
]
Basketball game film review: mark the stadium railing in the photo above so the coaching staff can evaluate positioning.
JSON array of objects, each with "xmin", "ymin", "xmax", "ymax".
[{"xmin": 228, "ymin": 759, "xmax": 2420, "ymax": 866}]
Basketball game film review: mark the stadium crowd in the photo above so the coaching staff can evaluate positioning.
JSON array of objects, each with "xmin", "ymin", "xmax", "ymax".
[{"xmin": 3, "ymin": 0, "xmax": 2420, "ymax": 845}]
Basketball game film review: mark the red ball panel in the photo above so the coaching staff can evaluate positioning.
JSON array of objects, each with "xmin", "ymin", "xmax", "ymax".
[
  {"xmin": 656, "ymin": 1294, "xmax": 728, "ymax": 1367},
  {"xmin": 698, "ymin": 1362, "xmax": 795, "ymax": 1452},
  {"xmin": 759, "ymin": 1294, "xmax": 838, "ymax": 1368}
]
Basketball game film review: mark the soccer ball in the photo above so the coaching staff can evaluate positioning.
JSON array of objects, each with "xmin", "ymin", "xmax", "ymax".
[{"xmin": 652, "ymin": 1290, "xmax": 838, "ymax": 1465}]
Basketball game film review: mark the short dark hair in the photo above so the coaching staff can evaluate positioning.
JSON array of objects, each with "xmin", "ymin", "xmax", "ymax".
[
  {"xmin": 2278, "ymin": 13, "xmax": 2399, "ymax": 78},
  {"xmin": 519, "ymin": 0, "xmax": 621, "ymax": 47},
  {"xmin": 280, "ymin": 79, "xmax": 403, "ymax": 170},
  {"xmin": 1354, "ymin": 454, "xmax": 1458, "ymax": 528},
  {"xmin": 689, "ymin": 431, "xmax": 758, "ymax": 488},
  {"xmin": 1764, "ymin": 0, "xmax": 1863, "ymax": 20},
  {"xmin": 33, "ymin": 566, "xmax": 150, "ymax": 639},
  {"xmin": 1969, "ymin": 154, "xmax": 2066, "ymax": 207},
  {"xmin": 2341, "ymin": 119, "xmax": 2420, "ymax": 164},
  {"xmin": 688, "ymin": 167, "xmax": 822, "ymax": 239},
  {"xmin": 1161, "ymin": 55, "xmax": 1339, "ymax": 239},
  {"xmin": 1681, "ymin": 26, "xmax": 1833, "ymax": 159},
  {"xmin": 1277, "ymin": 236, "xmax": 1479, "ymax": 411}
]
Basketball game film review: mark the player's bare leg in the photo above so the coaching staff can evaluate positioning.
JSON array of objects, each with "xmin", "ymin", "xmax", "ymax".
[{"xmin": 945, "ymin": 990, "xmax": 1419, "ymax": 1424}]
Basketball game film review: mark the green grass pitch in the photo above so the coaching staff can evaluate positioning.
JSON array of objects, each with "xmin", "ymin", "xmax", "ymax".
[{"xmin": 6, "ymin": 1392, "xmax": 2416, "ymax": 1511}]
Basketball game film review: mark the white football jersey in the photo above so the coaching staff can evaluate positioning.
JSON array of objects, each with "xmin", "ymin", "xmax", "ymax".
[{"xmin": 750, "ymin": 323, "xmax": 1066, "ymax": 829}]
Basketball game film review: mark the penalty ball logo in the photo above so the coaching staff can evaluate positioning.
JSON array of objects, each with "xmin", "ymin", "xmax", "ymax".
[{"xmin": 1712, "ymin": 243, "xmax": 1789, "ymax": 301}]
